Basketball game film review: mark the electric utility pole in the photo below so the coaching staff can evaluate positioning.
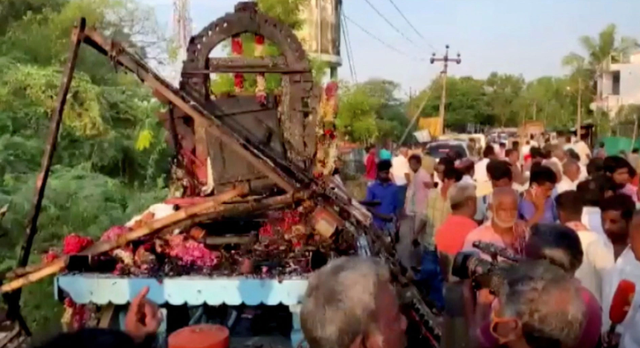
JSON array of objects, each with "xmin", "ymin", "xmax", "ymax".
[{"xmin": 430, "ymin": 45, "xmax": 461, "ymax": 136}]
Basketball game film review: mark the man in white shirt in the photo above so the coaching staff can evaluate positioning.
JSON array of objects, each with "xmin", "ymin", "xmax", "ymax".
[
  {"xmin": 557, "ymin": 191, "xmax": 614, "ymax": 304},
  {"xmin": 397, "ymin": 154, "xmax": 433, "ymax": 270},
  {"xmin": 602, "ymin": 211, "xmax": 640, "ymax": 344},
  {"xmin": 474, "ymin": 145, "xmax": 496, "ymax": 197},
  {"xmin": 391, "ymin": 147, "xmax": 411, "ymax": 212},
  {"xmin": 574, "ymin": 138, "xmax": 592, "ymax": 166},
  {"xmin": 578, "ymin": 177, "xmax": 616, "ymax": 237},
  {"xmin": 616, "ymin": 211, "xmax": 640, "ymax": 348},
  {"xmin": 557, "ymin": 160, "xmax": 582, "ymax": 193}
]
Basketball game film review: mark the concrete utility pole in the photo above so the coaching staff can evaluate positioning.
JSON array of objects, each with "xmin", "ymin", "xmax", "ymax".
[{"xmin": 430, "ymin": 45, "xmax": 461, "ymax": 136}]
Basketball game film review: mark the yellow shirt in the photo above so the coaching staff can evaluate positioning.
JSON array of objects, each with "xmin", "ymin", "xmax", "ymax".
[{"xmin": 424, "ymin": 188, "xmax": 451, "ymax": 247}]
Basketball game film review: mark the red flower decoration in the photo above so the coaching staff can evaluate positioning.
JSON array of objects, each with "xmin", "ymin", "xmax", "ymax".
[
  {"xmin": 42, "ymin": 250, "xmax": 59, "ymax": 263},
  {"xmin": 234, "ymin": 73, "xmax": 244, "ymax": 90},
  {"xmin": 63, "ymin": 234, "xmax": 93, "ymax": 255},
  {"xmin": 231, "ymin": 36, "xmax": 243, "ymax": 55}
]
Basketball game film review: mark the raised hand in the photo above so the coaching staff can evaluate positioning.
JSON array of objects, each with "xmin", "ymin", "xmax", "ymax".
[{"xmin": 125, "ymin": 286, "xmax": 162, "ymax": 343}]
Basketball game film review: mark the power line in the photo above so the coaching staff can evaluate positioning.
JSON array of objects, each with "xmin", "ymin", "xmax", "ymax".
[
  {"xmin": 386, "ymin": 0, "xmax": 437, "ymax": 52},
  {"xmin": 343, "ymin": 14, "xmax": 423, "ymax": 62},
  {"xmin": 361, "ymin": 0, "xmax": 416, "ymax": 46},
  {"xmin": 341, "ymin": 12, "xmax": 357, "ymax": 82}
]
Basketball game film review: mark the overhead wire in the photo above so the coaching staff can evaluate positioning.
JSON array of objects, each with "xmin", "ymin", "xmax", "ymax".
[
  {"xmin": 343, "ymin": 14, "xmax": 424, "ymax": 62},
  {"xmin": 341, "ymin": 11, "xmax": 357, "ymax": 82},
  {"xmin": 386, "ymin": 0, "xmax": 437, "ymax": 52},
  {"xmin": 361, "ymin": 0, "xmax": 416, "ymax": 46}
]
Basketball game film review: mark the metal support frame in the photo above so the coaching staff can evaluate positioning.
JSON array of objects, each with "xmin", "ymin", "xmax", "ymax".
[{"xmin": 7, "ymin": 18, "xmax": 87, "ymax": 337}]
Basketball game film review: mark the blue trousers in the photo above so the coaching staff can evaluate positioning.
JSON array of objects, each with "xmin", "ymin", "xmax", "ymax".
[
  {"xmin": 418, "ymin": 248, "xmax": 445, "ymax": 311},
  {"xmin": 396, "ymin": 185, "xmax": 407, "ymax": 212}
]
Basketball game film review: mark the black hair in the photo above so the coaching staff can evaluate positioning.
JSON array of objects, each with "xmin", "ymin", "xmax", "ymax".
[
  {"xmin": 542, "ymin": 143, "xmax": 555, "ymax": 158},
  {"xmin": 601, "ymin": 193, "xmax": 636, "ymax": 223},
  {"xmin": 443, "ymin": 167, "xmax": 463, "ymax": 182},
  {"xmin": 577, "ymin": 175, "xmax": 617, "ymax": 207},
  {"xmin": 438, "ymin": 156, "xmax": 455, "ymax": 169},
  {"xmin": 487, "ymin": 159, "xmax": 512, "ymax": 182},
  {"xmin": 408, "ymin": 154, "xmax": 422, "ymax": 165},
  {"xmin": 565, "ymin": 135, "xmax": 572, "ymax": 143},
  {"xmin": 530, "ymin": 147, "xmax": 545, "ymax": 160},
  {"xmin": 555, "ymin": 191, "xmax": 584, "ymax": 217},
  {"xmin": 458, "ymin": 161, "xmax": 474, "ymax": 176},
  {"xmin": 604, "ymin": 156, "xmax": 631, "ymax": 175},
  {"xmin": 633, "ymin": 148, "xmax": 639, "ymax": 154},
  {"xmin": 377, "ymin": 159, "xmax": 392, "ymax": 172},
  {"xmin": 530, "ymin": 164, "xmax": 557, "ymax": 186},
  {"xmin": 505, "ymin": 148, "xmax": 517, "ymax": 158},
  {"xmin": 587, "ymin": 158, "xmax": 604, "ymax": 176},
  {"xmin": 525, "ymin": 223, "xmax": 583, "ymax": 274},
  {"xmin": 599, "ymin": 141, "xmax": 605, "ymax": 148},
  {"xmin": 35, "ymin": 329, "xmax": 139, "ymax": 348},
  {"xmin": 482, "ymin": 146, "xmax": 495, "ymax": 158},
  {"xmin": 566, "ymin": 148, "xmax": 580, "ymax": 162}
]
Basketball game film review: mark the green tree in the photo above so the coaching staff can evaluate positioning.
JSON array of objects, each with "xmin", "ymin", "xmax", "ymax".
[
  {"xmin": 412, "ymin": 76, "xmax": 494, "ymax": 131},
  {"xmin": 564, "ymin": 24, "xmax": 638, "ymax": 100},
  {"xmin": 335, "ymin": 81, "xmax": 380, "ymax": 143},
  {"xmin": 485, "ymin": 73, "xmax": 525, "ymax": 127},
  {"xmin": 0, "ymin": 0, "xmax": 171, "ymax": 331},
  {"xmin": 359, "ymin": 79, "xmax": 409, "ymax": 142}
]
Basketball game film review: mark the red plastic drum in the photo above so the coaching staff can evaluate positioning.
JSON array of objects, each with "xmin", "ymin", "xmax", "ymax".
[{"xmin": 168, "ymin": 324, "xmax": 230, "ymax": 348}]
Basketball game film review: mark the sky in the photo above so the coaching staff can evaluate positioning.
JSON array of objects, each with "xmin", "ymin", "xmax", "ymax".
[{"xmin": 141, "ymin": 0, "xmax": 638, "ymax": 94}]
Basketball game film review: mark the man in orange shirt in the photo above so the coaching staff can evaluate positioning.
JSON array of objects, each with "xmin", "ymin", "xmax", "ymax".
[{"xmin": 435, "ymin": 181, "xmax": 478, "ymax": 279}]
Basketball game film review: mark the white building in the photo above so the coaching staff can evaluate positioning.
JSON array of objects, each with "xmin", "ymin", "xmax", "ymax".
[
  {"xmin": 591, "ymin": 51, "xmax": 640, "ymax": 118},
  {"xmin": 296, "ymin": 0, "xmax": 343, "ymax": 79}
]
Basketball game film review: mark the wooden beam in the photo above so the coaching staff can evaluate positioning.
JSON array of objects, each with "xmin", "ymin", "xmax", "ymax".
[{"xmin": 182, "ymin": 57, "xmax": 308, "ymax": 74}]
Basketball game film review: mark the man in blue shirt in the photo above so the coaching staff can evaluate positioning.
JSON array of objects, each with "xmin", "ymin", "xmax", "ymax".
[
  {"xmin": 519, "ymin": 164, "xmax": 558, "ymax": 225},
  {"xmin": 364, "ymin": 160, "xmax": 400, "ymax": 234}
]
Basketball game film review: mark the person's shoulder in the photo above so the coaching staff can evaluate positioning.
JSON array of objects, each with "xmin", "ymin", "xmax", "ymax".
[
  {"xmin": 579, "ymin": 285, "xmax": 603, "ymax": 318},
  {"xmin": 466, "ymin": 222, "xmax": 491, "ymax": 238}
]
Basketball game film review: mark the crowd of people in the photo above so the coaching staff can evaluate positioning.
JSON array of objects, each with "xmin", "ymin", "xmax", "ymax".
[{"xmin": 328, "ymin": 134, "xmax": 640, "ymax": 348}]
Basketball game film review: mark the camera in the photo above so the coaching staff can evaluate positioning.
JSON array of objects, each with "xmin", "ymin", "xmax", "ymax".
[{"xmin": 451, "ymin": 241, "xmax": 522, "ymax": 292}]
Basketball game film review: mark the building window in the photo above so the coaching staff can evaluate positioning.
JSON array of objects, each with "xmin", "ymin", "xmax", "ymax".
[{"xmin": 612, "ymin": 71, "xmax": 620, "ymax": 96}]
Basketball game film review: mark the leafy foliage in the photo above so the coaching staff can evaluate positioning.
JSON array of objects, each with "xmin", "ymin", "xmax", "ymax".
[{"xmin": 0, "ymin": 0, "xmax": 170, "ymax": 331}]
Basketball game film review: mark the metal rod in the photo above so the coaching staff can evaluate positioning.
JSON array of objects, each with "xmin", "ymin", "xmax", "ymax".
[
  {"xmin": 397, "ymin": 89, "xmax": 433, "ymax": 146},
  {"xmin": 9, "ymin": 18, "xmax": 87, "ymax": 336}
]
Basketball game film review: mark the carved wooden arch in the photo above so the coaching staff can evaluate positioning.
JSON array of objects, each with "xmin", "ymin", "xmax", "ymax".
[{"xmin": 179, "ymin": 2, "xmax": 319, "ymax": 171}]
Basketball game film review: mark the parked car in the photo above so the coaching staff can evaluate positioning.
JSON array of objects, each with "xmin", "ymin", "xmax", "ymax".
[{"xmin": 424, "ymin": 140, "xmax": 469, "ymax": 159}]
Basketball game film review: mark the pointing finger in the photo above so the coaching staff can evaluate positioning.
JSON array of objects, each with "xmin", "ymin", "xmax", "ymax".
[{"xmin": 131, "ymin": 286, "xmax": 150, "ymax": 309}]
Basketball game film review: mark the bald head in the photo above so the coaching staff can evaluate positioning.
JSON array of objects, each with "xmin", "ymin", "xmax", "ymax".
[
  {"xmin": 562, "ymin": 159, "xmax": 580, "ymax": 182},
  {"xmin": 399, "ymin": 147, "xmax": 409, "ymax": 157},
  {"xmin": 550, "ymin": 144, "xmax": 566, "ymax": 161}
]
